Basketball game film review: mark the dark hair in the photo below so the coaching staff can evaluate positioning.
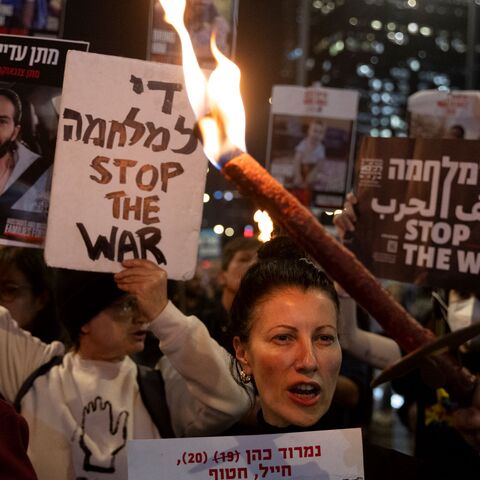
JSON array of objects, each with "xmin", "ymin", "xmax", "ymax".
[
  {"xmin": 221, "ymin": 237, "xmax": 262, "ymax": 271},
  {"xmin": 449, "ymin": 124, "xmax": 465, "ymax": 139},
  {"xmin": 229, "ymin": 236, "xmax": 339, "ymax": 393},
  {"xmin": 54, "ymin": 269, "xmax": 124, "ymax": 349},
  {"xmin": 0, "ymin": 88, "xmax": 22, "ymax": 125},
  {"xmin": 0, "ymin": 247, "xmax": 62, "ymax": 343}
]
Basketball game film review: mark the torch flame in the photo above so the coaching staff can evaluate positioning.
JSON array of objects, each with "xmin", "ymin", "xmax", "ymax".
[
  {"xmin": 254, "ymin": 210, "xmax": 273, "ymax": 243},
  {"xmin": 159, "ymin": 0, "xmax": 246, "ymax": 166}
]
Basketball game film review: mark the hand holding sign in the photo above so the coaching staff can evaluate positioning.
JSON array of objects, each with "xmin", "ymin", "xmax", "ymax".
[{"xmin": 115, "ymin": 259, "xmax": 168, "ymax": 321}]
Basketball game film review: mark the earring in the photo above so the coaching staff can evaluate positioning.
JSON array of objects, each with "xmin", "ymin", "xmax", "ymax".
[{"xmin": 239, "ymin": 369, "xmax": 252, "ymax": 384}]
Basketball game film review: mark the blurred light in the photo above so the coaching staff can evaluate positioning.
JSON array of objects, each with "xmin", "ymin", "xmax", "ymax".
[
  {"xmin": 387, "ymin": 22, "xmax": 396, "ymax": 31},
  {"xmin": 357, "ymin": 64, "xmax": 374, "ymax": 78},
  {"xmin": 407, "ymin": 23, "xmax": 418, "ymax": 34},
  {"xmin": 254, "ymin": 210, "xmax": 273, "ymax": 242},
  {"xmin": 333, "ymin": 209, "xmax": 343, "ymax": 216},
  {"xmin": 420, "ymin": 26, "xmax": 432, "ymax": 36},
  {"xmin": 243, "ymin": 225, "xmax": 254, "ymax": 238},
  {"xmin": 213, "ymin": 190, "xmax": 223, "ymax": 200},
  {"xmin": 225, "ymin": 227, "xmax": 235, "ymax": 237},
  {"xmin": 224, "ymin": 191, "xmax": 234, "ymax": 201},
  {"xmin": 349, "ymin": 17, "xmax": 358, "ymax": 26},
  {"xmin": 287, "ymin": 48, "xmax": 303, "ymax": 60},
  {"xmin": 324, "ymin": 211, "xmax": 335, "ymax": 216},
  {"xmin": 370, "ymin": 128, "xmax": 380, "ymax": 137},
  {"xmin": 371, "ymin": 20, "xmax": 382, "ymax": 30},
  {"xmin": 370, "ymin": 78, "xmax": 382, "ymax": 90},
  {"xmin": 373, "ymin": 387, "xmax": 383, "ymax": 401},
  {"xmin": 203, "ymin": 193, "xmax": 210, "ymax": 203},
  {"xmin": 408, "ymin": 59, "xmax": 420, "ymax": 71},
  {"xmin": 372, "ymin": 41, "xmax": 384, "ymax": 54},
  {"xmin": 381, "ymin": 92, "xmax": 392, "ymax": 103},
  {"xmin": 381, "ymin": 129, "xmax": 392, "ymax": 137},
  {"xmin": 313, "ymin": 0, "xmax": 322, "ymax": 9},
  {"xmin": 213, "ymin": 224, "xmax": 224, "ymax": 235},
  {"xmin": 407, "ymin": 0, "xmax": 416, "ymax": 7},
  {"xmin": 394, "ymin": 32, "xmax": 404, "ymax": 42},
  {"xmin": 201, "ymin": 259, "xmax": 211, "ymax": 269},
  {"xmin": 391, "ymin": 115, "xmax": 403, "ymax": 128},
  {"xmin": 384, "ymin": 81, "xmax": 395, "ymax": 92},
  {"xmin": 390, "ymin": 394, "xmax": 405, "ymax": 409}
]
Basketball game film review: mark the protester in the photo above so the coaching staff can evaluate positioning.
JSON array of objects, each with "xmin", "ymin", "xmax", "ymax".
[
  {"xmin": 200, "ymin": 237, "xmax": 261, "ymax": 353},
  {"xmin": 0, "ymin": 246, "xmax": 62, "ymax": 343},
  {"xmin": 0, "ymin": 258, "xmax": 249, "ymax": 480},
  {"xmin": 0, "ymin": 397, "xmax": 38, "ymax": 480},
  {"xmin": 226, "ymin": 236, "xmax": 433, "ymax": 479}
]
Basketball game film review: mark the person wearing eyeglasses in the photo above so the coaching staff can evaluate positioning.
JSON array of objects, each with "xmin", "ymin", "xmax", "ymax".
[{"xmin": 0, "ymin": 258, "xmax": 250, "ymax": 480}]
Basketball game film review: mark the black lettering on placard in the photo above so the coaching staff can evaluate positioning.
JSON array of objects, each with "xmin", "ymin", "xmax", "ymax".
[{"xmin": 76, "ymin": 223, "xmax": 166, "ymax": 265}]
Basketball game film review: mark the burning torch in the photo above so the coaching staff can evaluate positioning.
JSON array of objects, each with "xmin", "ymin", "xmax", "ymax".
[{"xmin": 158, "ymin": 0, "xmax": 477, "ymax": 404}]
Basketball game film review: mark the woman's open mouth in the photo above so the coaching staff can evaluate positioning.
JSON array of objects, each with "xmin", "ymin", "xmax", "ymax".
[{"xmin": 288, "ymin": 383, "xmax": 321, "ymax": 406}]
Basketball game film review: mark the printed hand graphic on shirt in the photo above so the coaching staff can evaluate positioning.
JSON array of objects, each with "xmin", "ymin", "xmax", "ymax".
[{"xmin": 79, "ymin": 396, "xmax": 129, "ymax": 473}]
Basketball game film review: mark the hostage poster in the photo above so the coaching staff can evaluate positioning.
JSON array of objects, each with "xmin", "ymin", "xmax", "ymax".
[
  {"xmin": 128, "ymin": 429, "xmax": 363, "ymax": 480},
  {"xmin": 349, "ymin": 137, "xmax": 480, "ymax": 290},
  {"xmin": 0, "ymin": 34, "xmax": 88, "ymax": 247},
  {"xmin": 152, "ymin": 0, "xmax": 238, "ymax": 68},
  {"xmin": 44, "ymin": 51, "xmax": 208, "ymax": 279},
  {"xmin": 266, "ymin": 84, "xmax": 358, "ymax": 211}
]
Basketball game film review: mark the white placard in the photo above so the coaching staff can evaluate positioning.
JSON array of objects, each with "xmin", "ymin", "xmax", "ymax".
[
  {"xmin": 267, "ymin": 84, "xmax": 359, "ymax": 209},
  {"xmin": 128, "ymin": 429, "xmax": 364, "ymax": 480},
  {"xmin": 44, "ymin": 51, "xmax": 208, "ymax": 280},
  {"xmin": 408, "ymin": 90, "xmax": 480, "ymax": 139},
  {"xmin": 271, "ymin": 85, "xmax": 359, "ymax": 120}
]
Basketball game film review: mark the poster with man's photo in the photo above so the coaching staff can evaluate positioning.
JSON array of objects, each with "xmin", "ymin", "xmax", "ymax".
[
  {"xmin": 0, "ymin": 0, "xmax": 64, "ymax": 37},
  {"xmin": 349, "ymin": 137, "xmax": 480, "ymax": 290},
  {"xmin": 0, "ymin": 34, "xmax": 88, "ymax": 247},
  {"xmin": 266, "ymin": 85, "xmax": 359, "ymax": 210},
  {"xmin": 152, "ymin": 0, "xmax": 238, "ymax": 68},
  {"xmin": 408, "ymin": 90, "xmax": 480, "ymax": 140}
]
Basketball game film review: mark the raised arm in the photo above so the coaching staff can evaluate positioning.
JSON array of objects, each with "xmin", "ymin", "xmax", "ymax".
[
  {"xmin": 0, "ymin": 307, "xmax": 64, "ymax": 402},
  {"xmin": 115, "ymin": 259, "xmax": 250, "ymax": 437}
]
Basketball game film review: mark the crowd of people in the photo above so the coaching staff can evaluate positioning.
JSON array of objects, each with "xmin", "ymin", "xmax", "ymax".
[{"xmin": 0, "ymin": 223, "xmax": 479, "ymax": 479}]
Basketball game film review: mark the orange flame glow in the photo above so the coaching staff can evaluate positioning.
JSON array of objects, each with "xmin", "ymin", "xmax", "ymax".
[
  {"xmin": 159, "ymin": 0, "xmax": 246, "ymax": 166},
  {"xmin": 254, "ymin": 209, "xmax": 273, "ymax": 242}
]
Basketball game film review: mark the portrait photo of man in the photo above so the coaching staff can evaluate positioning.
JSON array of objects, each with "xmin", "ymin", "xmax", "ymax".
[{"xmin": 0, "ymin": 87, "xmax": 52, "ymax": 245}]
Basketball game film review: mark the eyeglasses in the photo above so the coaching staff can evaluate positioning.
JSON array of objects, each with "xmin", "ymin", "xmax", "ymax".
[
  {"xmin": 107, "ymin": 296, "xmax": 142, "ymax": 321},
  {"xmin": 0, "ymin": 283, "xmax": 32, "ymax": 303}
]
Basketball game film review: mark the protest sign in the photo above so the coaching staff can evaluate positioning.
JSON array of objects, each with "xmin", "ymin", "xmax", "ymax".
[
  {"xmin": 0, "ymin": 34, "xmax": 88, "ymax": 247},
  {"xmin": 349, "ymin": 137, "xmax": 480, "ymax": 290},
  {"xmin": 128, "ymin": 429, "xmax": 364, "ymax": 480},
  {"xmin": 266, "ymin": 84, "xmax": 358, "ymax": 210},
  {"xmin": 44, "ymin": 51, "xmax": 208, "ymax": 279},
  {"xmin": 408, "ymin": 90, "xmax": 480, "ymax": 140},
  {"xmin": 152, "ymin": 0, "xmax": 238, "ymax": 68},
  {"xmin": 0, "ymin": 0, "xmax": 63, "ymax": 37}
]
